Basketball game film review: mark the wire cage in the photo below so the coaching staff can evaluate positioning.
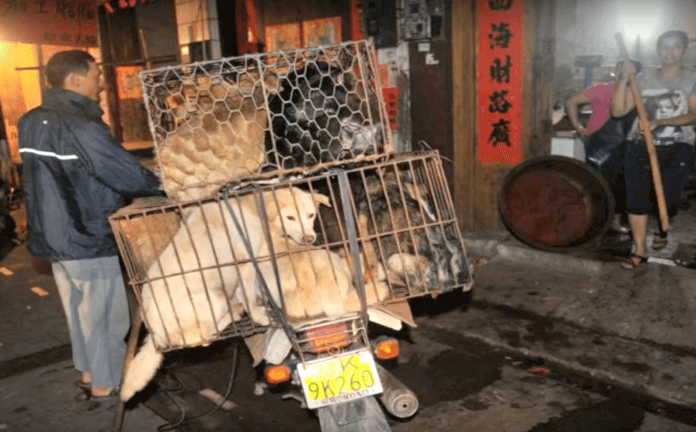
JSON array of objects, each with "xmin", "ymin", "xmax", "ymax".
[
  {"xmin": 109, "ymin": 151, "xmax": 471, "ymax": 352},
  {"xmin": 316, "ymin": 151, "xmax": 472, "ymax": 298},
  {"xmin": 138, "ymin": 40, "xmax": 393, "ymax": 203},
  {"xmin": 111, "ymin": 39, "xmax": 471, "ymax": 355}
]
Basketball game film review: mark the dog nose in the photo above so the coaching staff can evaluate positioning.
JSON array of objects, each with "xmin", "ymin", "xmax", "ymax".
[{"xmin": 304, "ymin": 234, "xmax": 316, "ymax": 244}]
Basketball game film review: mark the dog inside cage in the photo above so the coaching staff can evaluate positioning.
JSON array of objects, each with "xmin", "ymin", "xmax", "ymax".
[
  {"xmin": 315, "ymin": 155, "xmax": 470, "ymax": 297},
  {"xmin": 266, "ymin": 52, "xmax": 385, "ymax": 168},
  {"xmin": 138, "ymin": 41, "xmax": 391, "ymax": 204},
  {"xmin": 112, "ymin": 180, "xmax": 397, "ymax": 401},
  {"xmin": 150, "ymin": 66, "xmax": 281, "ymax": 202},
  {"xmin": 112, "ymin": 154, "xmax": 470, "ymax": 354},
  {"xmin": 112, "ymin": 158, "xmax": 469, "ymax": 404},
  {"xmin": 115, "ymin": 42, "xmax": 470, "ymax": 403}
]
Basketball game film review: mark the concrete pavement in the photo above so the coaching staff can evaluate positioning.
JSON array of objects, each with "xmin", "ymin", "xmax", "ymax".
[
  {"xmin": 0, "ymin": 243, "xmax": 166, "ymax": 432},
  {"xmin": 446, "ymin": 227, "xmax": 696, "ymax": 410},
  {"xmin": 4, "ymin": 219, "xmax": 696, "ymax": 430}
]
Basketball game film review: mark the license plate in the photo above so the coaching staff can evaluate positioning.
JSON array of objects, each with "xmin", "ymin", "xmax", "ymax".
[{"xmin": 297, "ymin": 349, "xmax": 383, "ymax": 409}]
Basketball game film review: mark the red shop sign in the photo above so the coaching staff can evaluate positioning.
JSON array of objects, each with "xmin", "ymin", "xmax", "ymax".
[
  {"xmin": 477, "ymin": 0, "xmax": 523, "ymax": 164},
  {"xmin": 0, "ymin": 0, "xmax": 98, "ymax": 47},
  {"xmin": 103, "ymin": 1, "xmax": 157, "ymax": 14}
]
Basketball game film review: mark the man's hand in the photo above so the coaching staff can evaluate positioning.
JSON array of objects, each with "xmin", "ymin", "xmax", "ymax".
[
  {"xmin": 638, "ymin": 119, "xmax": 661, "ymax": 137},
  {"xmin": 576, "ymin": 125, "xmax": 589, "ymax": 140},
  {"xmin": 648, "ymin": 119, "xmax": 665, "ymax": 131},
  {"xmin": 618, "ymin": 59, "xmax": 637, "ymax": 81}
]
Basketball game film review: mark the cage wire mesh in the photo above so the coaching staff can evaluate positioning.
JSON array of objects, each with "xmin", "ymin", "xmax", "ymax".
[
  {"xmin": 111, "ymin": 39, "xmax": 469, "ymax": 352},
  {"xmin": 110, "ymin": 151, "xmax": 471, "ymax": 352},
  {"xmin": 318, "ymin": 151, "xmax": 472, "ymax": 299},
  {"xmin": 138, "ymin": 40, "xmax": 393, "ymax": 203}
]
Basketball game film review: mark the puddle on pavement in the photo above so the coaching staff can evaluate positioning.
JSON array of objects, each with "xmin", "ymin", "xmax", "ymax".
[
  {"xmin": 390, "ymin": 349, "xmax": 504, "ymax": 408},
  {"xmin": 422, "ymin": 324, "xmax": 696, "ymax": 431},
  {"xmin": 528, "ymin": 400, "xmax": 644, "ymax": 432},
  {"xmin": 506, "ymin": 345, "xmax": 696, "ymax": 431},
  {"xmin": 523, "ymin": 319, "xmax": 573, "ymax": 348}
]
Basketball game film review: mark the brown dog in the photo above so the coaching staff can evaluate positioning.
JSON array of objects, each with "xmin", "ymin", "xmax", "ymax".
[
  {"xmin": 254, "ymin": 191, "xmax": 390, "ymax": 325},
  {"xmin": 158, "ymin": 70, "xmax": 280, "ymax": 202},
  {"xmin": 318, "ymin": 167, "xmax": 467, "ymax": 296}
]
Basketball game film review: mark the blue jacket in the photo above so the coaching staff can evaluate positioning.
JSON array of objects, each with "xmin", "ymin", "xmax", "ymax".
[{"xmin": 18, "ymin": 88, "xmax": 161, "ymax": 260}]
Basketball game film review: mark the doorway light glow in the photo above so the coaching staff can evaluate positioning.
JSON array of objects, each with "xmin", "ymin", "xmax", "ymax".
[
  {"xmin": 616, "ymin": 4, "xmax": 663, "ymax": 43},
  {"xmin": 621, "ymin": 23, "xmax": 655, "ymax": 43}
]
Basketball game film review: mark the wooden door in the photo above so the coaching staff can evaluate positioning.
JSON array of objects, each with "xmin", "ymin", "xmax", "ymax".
[{"xmin": 451, "ymin": 0, "xmax": 556, "ymax": 230}]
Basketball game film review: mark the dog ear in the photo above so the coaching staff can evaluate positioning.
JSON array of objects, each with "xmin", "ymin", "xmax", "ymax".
[{"xmin": 312, "ymin": 193, "xmax": 332, "ymax": 208}]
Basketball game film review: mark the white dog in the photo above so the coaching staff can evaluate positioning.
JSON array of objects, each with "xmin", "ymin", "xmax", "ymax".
[
  {"xmin": 254, "ymin": 196, "xmax": 390, "ymax": 324},
  {"xmin": 120, "ymin": 186, "xmax": 328, "ymax": 401}
]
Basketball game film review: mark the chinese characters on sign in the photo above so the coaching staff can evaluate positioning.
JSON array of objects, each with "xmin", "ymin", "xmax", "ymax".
[
  {"xmin": 115, "ymin": 66, "xmax": 144, "ymax": 100},
  {"xmin": 382, "ymin": 87, "xmax": 399, "ymax": 130},
  {"xmin": 115, "ymin": 66, "xmax": 151, "ymax": 144},
  {"xmin": 477, "ymin": 0, "xmax": 522, "ymax": 164},
  {"xmin": 0, "ymin": 0, "xmax": 97, "ymax": 47}
]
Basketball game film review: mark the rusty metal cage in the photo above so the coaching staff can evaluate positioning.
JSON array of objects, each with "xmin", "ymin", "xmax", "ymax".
[
  {"xmin": 109, "ymin": 151, "xmax": 471, "ymax": 352},
  {"xmin": 138, "ymin": 40, "xmax": 393, "ymax": 203}
]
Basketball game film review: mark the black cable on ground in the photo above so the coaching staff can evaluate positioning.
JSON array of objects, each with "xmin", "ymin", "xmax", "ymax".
[{"xmin": 156, "ymin": 342, "xmax": 240, "ymax": 432}]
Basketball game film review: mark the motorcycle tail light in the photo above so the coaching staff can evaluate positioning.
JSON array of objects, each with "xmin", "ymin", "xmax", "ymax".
[
  {"xmin": 304, "ymin": 322, "xmax": 350, "ymax": 354},
  {"xmin": 375, "ymin": 338, "xmax": 400, "ymax": 360},
  {"xmin": 264, "ymin": 364, "xmax": 292, "ymax": 384}
]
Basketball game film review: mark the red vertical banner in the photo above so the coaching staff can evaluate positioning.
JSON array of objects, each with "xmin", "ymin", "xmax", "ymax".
[
  {"xmin": 350, "ymin": 0, "xmax": 364, "ymax": 40},
  {"xmin": 477, "ymin": 0, "xmax": 523, "ymax": 164},
  {"xmin": 382, "ymin": 87, "xmax": 400, "ymax": 130},
  {"xmin": 236, "ymin": 0, "xmax": 258, "ymax": 54}
]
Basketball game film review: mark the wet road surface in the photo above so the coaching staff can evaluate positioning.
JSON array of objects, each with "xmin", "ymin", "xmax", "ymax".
[{"xmin": 130, "ymin": 298, "xmax": 696, "ymax": 432}]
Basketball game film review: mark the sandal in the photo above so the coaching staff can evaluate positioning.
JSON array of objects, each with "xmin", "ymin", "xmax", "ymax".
[
  {"xmin": 75, "ymin": 380, "xmax": 90, "ymax": 391},
  {"xmin": 74, "ymin": 386, "xmax": 119, "ymax": 402},
  {"xmin": 652, "ymin": 233, "xmax": 668, "ymax": 251},
  {"xmin": 622, "ymin": 254, "xmax": 648, "ymax": 270}
]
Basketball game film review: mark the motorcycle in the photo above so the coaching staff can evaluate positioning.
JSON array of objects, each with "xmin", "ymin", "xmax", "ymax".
[
  {"xmin": 233, "ymin": 160, "xmax": 466, "ymax": 431},
  {"xmin": 245, "ymin": 310, "xmax": 419, "ymax": 431},
  {"xmin": 110, "ymin": 40, "xmax": 471, "ymax": 432},
  {"xmin": 110, "ymin": 151, "xmax": 470, "ymax": 432}
]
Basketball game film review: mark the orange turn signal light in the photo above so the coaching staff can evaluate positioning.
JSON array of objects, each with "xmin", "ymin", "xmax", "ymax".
[
  {"xmin": 375, "ymin": 338, "xmax": 400, "ymax": 360},
  {"xmin": 264, "ymin": 365, "xmax": 292, "ymax": 385}
]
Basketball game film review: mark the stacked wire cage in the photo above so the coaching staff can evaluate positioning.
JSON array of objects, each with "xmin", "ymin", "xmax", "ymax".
[{"xmin": 109, "ymin": 40, "xmax": 472, "ymax": 354}]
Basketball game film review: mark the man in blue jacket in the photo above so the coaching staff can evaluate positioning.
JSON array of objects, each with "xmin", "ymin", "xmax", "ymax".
[{"xmin": 18, "ymin": 50, "xmax": 161, "ymax": 400}]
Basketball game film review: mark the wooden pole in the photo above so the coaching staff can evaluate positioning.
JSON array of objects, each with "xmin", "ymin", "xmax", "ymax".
[
  {"xmin": 614, "ymin": 33, "xmax": 670, "ymax": 232},
  {"xmin": 137, "ymin": 29, "xmax": 152, "ymax": 70}
]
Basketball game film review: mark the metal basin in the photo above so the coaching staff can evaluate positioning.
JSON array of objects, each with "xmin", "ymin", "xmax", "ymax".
[{"xmin": 498, "ymin": 155, "xmax": 614, "ymax": 251}]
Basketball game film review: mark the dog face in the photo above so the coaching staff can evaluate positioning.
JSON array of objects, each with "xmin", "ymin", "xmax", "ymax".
[
  {"xmin": 266, "ymin": 188, "xmax": 331, "ymax": 245},
  {"xmin": 268, "ymin": 61, "xmax": 385, "ymax": 168},
  {"xmin": 167, "ymin": 70, "xmax": 280, "ymax": 125}
]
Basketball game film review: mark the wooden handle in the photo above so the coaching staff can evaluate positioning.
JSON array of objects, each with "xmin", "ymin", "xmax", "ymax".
[
  {"xmin": 615, "ymin": 33, "xmax": 670, "ymax": 232},
  {"xmin": 138, "ymin": 28, "xmax": 152, "ymax": 70}
]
